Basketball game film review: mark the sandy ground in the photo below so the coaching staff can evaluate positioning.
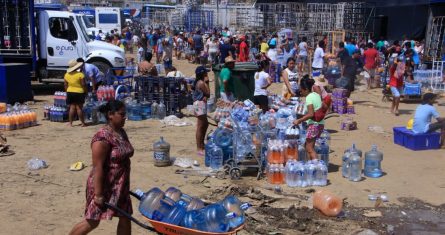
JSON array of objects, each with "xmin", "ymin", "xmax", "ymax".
[{"xmin": 1, "ymin": 55, "xmax": 445, "ymax": 235}]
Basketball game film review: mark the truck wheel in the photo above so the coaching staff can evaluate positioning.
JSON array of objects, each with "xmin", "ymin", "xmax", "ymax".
[{"xmin": 91, "ymin": 61, "xmax": 111, "ymax": 74}]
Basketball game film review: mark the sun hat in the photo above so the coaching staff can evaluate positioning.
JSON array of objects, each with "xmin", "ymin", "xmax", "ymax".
[
  {"xmin": 225, "ymin": 56, "xmax": 235, "ymax": 64},
  {"xmin": 67, "ymin": 59, "xmax": 83, "ymax": 73},
  {"xmin": 314, "ymin": 75, "xmax": 329, "ymax": 86}
]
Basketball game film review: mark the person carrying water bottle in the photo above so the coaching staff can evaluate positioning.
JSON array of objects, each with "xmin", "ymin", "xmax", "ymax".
[
  {"xmin": 193, "ymin": 66, "xmax": 211, "ymax": 156},
  {"xmin": 293, "ymin": 77, "xmax": 325, "ymax": 160},
  {"xmin": 70, "ymin": 100, "xmax": 134, "ymax": 235}
]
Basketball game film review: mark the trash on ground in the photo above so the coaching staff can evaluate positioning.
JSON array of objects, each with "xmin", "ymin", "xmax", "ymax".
[
  {"xmin": 27, "ymin": 158, "xmax": 48, "ymax": 170},
  {"xmin": 69, "ymin": 161, "xmax": 86, "ymax": 171},
  {"xmin": 363, "ymin": 210, "xmax": 383, "ymax": 218},
  {"xmin": 173, "ymin": 157, "xmax": 194, "ymax": 168},
  {"xmin": 160, "ymin": 115, "xmax": 193, "ymax": 127},
  {"xmin": 368, "ymin": 125, "xmax": 385, "ymax": 134}
]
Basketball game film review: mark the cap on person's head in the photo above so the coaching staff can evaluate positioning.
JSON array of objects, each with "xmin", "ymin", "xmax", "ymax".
[
  {"xmin": 225, "ymin": 56, "xmax": 235, "ymax": 64},
  {"xmin": 422, "ymin": 93, "xmax": 436, "ymax": 104},
  {"xmin": 195, "ymin": 66, "xmax": 209, "ymax": 75},
  {"xmin": 67, "ymin": 59, "xmax": 83, "ymax": 73}
]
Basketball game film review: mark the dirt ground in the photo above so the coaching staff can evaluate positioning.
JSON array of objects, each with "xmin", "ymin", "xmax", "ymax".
[{"xmin": 1, "ymin": 55, "xmax": 445, "ymax": 235}]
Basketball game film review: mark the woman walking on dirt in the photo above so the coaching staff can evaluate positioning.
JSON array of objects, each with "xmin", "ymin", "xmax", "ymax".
[{"xmin": 70, "ymin": 100, "xmax": 134, "ymax": 235}]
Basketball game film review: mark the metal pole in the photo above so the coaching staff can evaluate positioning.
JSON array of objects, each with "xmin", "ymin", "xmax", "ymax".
[{"xmin": 216, "ymin": 0, "xmax": 219, "ymax": 26}]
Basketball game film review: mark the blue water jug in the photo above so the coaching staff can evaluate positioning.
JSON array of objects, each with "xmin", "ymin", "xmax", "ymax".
[
  {"xmin": 135, "ymin": 188, "xmax": 166, "ymax": 219},
  {"xmin": 200, "ymin": 204, "xmax": 235, "ymax": 233},
  {"xmin": 209, "ymin": 144, "xmax": 224, "ymax": 170},
  {"xmin": 205, "ymin": 139, "xmax": 215, "ymax": 167},
  {"xmin": 213, "ymin": 127, "xmax": 233, "ymax": 148},
  {"xmin": 219, "ymin": 196, "xmax": 250, "ymax": 229},
  {"xmin": 316, "ymin": 140, "xmax": 330, "ymax": 166},
  {"xmin": 140, "ymin": 98, "xmax": 151, "ymax": 120},
  {"xmin": 182, "ymin": 210, "xmax": 206, "ymax": 230},
  {"xmin": 152, "ymin": 197, "xmax": 187, "ymax": 225},
  {"xmin": 165, "ymin": 187, "xmax": 204, "ymax": 211},
  {"xmin": 364, "ymin": 144, "xmax": 383, "ymax": 178}
]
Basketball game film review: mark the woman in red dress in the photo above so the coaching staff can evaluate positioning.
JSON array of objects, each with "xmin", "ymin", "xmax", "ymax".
[{"xmin": 70, "ymin": 100, "xmax": 134, "ymax": 235}]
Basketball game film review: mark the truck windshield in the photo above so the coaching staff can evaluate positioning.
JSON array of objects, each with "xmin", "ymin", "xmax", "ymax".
[
  {"xmin": 98, "ymin": 14, "xmax": 118, "ymax": 24},
  {"xmin": 82, "ymin": 15, "xmax": 94, "ymax": 28},
  {"xmin": 76, "ymin": 15, "xmax": 91, "ymax": 42}
]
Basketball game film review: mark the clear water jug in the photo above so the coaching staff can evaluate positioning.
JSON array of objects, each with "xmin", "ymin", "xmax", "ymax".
[
  {"xmin": 209, "ymin": 144, "xmax": 224, "ymax": 170},
  {"xmin": 364, "ymin": 144, "xmax": 383, "ymax": 178},
  {"xmin": 157, "ymin": 101, "xmax": 166, "ymax": 120},
  {"xmin": 152, "ymin": 197, "xmax": 187, "ymax": 225},
  {"xmin": 348, "ymin": 151, "xmax": 362, "ymax": 182},
  {"xmin": 135, "ymin": 187, "xmax": 166, "ymax": 219},
  {"xmin": 151, "ymin": 101, "xmax": 159, "ymax": 119},
  {"xmin": 316, "ymin": 140, "xmax": 330, "ymax": 166},
  {"xmin": 153, "ymin": 137, "xmax": 171, "ymax": 167},
  {"xmin": 342, "ymin": 151, "xmax": 351, "ymax": 178},
  {"xmin": 140, "ymin": 98, "xmax": 151, "ymax": 120}
]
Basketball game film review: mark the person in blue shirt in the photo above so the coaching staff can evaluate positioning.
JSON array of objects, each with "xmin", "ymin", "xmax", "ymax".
[
  {"xmin": 413, "ymin": 93, "xmax": 445, "ymax": 147},
  {"xmin": 77, "ymin": 58, "xmax": 105, "ymax": 93},
  {"xmin": 345, "ymin": 39, "xmax": 357, "ymax": 56}
]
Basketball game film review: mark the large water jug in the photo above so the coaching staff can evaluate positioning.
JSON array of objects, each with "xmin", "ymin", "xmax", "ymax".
[
  {"xmin": 213, "ymin": 127, "xmax": 233, "ymax": 148},
  {"xmin": 152, "ymin": 197, "xmax": 187, "ymax": 225},
  {"xmin": 182, "ymin": 210, "xmax": 206, "ymax": 230},
  {"xmin": 153, "ymin": 137, "xmax": 171, "ymax": 167},
  {"xmin": 345, "ymin": 143, "xmax": 362, "ymax": 158},
  {"xmin": 364, "ymin": 145, "xmax": 383, "ymax": 178},
  {"xmin": 130, "ymin": 101, "xmax": 143, "ymax": 121},
  {"xmin": 200, "ymin": 204, "xmax": 235, "ymax": 232},
  {"xmin": 316, "ymin": 140, "xmax": 330, "ymax": 166},
  {"xmin": 209, "ymin": 144, "xmax": 224, "ymax": 170},
  {"xmin": 135, "ymin": 188, "xmax": 166, "ymax": 219},
  {"xmin": 342, "ymin": 151, "xmax": 351, "ymax": 178},
  {"xmin": 219, "ymin": 195, "xmax": 250, "ymax": 229},
  {"xmin": 157, "ymin": 101, "xmax": 166, "ymax": 120},
  {"xmin": 297, "ymin": 140, "xmax": 307, "ymax": 162},
  {"xmin": 151, "ymin": 101, "xmax": 159, "ymax": 119},
  {"xmin": 348, "ymin": 151, "xmax": 362, "ymax": 182},
  {"xmin": 205, "ymin": 139, "xmax": 216, "ymax": 167},
  {"xmin": 141, "ymin": 98, "xmax": 151, "ymax": 120},
  {"xmin": 164, "ymin": 187, "xmax": 204, "ymax": 211}
]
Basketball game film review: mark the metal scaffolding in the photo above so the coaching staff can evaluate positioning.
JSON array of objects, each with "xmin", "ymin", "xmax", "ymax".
[
  {"xmin": 425, "ymin": 16, "xmax": 445, "ymax": 61},
  {"xmin": 307, "ymin": 3, "xmax": 335, "ymax": 32}
]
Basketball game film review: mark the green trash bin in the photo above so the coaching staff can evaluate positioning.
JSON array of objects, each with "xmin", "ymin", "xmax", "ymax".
[{"xmin": 212, "ymin": 62, "xmax": 258, "ymax": 101}]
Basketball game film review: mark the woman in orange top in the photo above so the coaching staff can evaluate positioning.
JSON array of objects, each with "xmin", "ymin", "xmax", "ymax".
[{"xmin": 65, "ymin": 59, "xmax": 87, "ymax": 127}]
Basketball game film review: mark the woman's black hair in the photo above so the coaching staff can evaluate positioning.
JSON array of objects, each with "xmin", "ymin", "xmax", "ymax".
[
  {"xmin": 99, "ymin": 100, "xmax": 126, "ymax": 121},
  {"xmin": 300, "ymin": 76, "xmax": 315, "ymax": 91},
  {"xmin": 318, "ymin": 40, "xmax": 325, "ymax": 49},
  {"xmin": 193, "ymin": 71, "xmax": 207, "ymax": 89},
  {"xmin": 257, "ymin": 60, "xmax": 270, "ymax": 72},
  {"xmin": 286, "ymin": 57, "xmax": 296, "ymax": 66},
  {"xmin": 144, "ymin": 51, "xmax": 153, "ymax": 62}
]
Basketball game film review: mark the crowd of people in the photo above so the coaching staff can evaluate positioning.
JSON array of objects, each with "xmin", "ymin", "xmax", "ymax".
[{"xmin": 63, "ymin": 22, "xmax": 444, "ymax": 235}]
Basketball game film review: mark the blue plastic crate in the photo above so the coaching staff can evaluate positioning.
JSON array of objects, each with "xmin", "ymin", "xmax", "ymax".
[
  {"xmin": 393, "ymin": 127, "xmax": 440, "ymax": 151},
  {"xmin": 403, "ymin": 83, "xmax": 421, "ymax": 96}
]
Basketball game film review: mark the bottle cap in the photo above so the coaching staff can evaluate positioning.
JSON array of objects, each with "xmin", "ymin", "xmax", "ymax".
[
  {"xmin": 226, "ymin": 212, "xmax": 237, "ymax": 219},
  {"xmin": 134, "ymin": 189, "xmax": 144, "ymax": 198}
]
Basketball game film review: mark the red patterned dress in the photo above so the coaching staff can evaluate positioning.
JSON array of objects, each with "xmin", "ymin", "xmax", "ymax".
[{"xmin": 84, "ymin": 127, "xmax": 134, "ymax": 220}]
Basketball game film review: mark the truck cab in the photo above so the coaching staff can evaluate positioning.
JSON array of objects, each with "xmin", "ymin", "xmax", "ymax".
[{"xmin": 38, "ymin": 10, "xmax": 125, "ymax": 83}]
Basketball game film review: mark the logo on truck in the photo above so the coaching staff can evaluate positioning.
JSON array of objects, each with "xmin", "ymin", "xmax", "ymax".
[{"xmin": 56, "ymin": 46, "xmax": 74, "ymax": 55}]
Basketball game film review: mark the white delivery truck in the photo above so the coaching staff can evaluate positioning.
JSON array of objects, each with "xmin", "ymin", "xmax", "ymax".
[
  {"xmin": 95, "ymin": 7, "xmax": 123, "ymax": 34},
  {"xmin": 37, "ymin": 10, "xmax": 125, "ymax": 83}
]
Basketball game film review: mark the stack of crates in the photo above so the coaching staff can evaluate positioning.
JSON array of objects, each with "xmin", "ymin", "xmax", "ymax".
[{"xmin": 135, "ymin": 76, "xmax": 189, "ymax": 116}]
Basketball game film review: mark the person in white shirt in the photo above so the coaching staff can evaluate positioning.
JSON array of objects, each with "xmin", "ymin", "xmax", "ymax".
[
  {"xmin": 254, "ymin": 60, "xmax": 272, "ymax": 112},
  {"xmin": 166, "ymin": 66, "xmax": 185, "ymax": 77},
  {"xmin": 137, "ymin": 42, "xmax": 144, "ymax": 63},
  {"xmin": 312, "ymin": 40, "xmax": 326, "ymax": 71},
  {"xmin": 206, "ymin": 37, "xmax": 220, "ymax": 65}
]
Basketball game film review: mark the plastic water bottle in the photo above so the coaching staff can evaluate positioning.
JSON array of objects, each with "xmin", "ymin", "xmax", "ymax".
[
  {"xmin": 296, "ymin": 161, "xmax": 307, "ymax": 187},
  {"xmin": 364, "ymin": 145, "xmax": 383, "ymax": 178},
  {"xmin": 182, "ymin": 210, "xmax": 206, "ymax": 230},
  {"xmin": 285, "ymin": 160, "xmax": 296, "ymax": 187},
  {"xmin": 158, "ymin": 101, "xmax": 166, "ymax": 120},
  {"xmin": 342, "ymin": 151, "xmax": 351, "ymax": 178},
  {"xmin": 205, "ymin": 138, "xmax": 215, "ymax": 167},
  {"xmin": 219, "ymin": 195, "xmax": 250, "ymax": 229},
  {"xmin": 315, "ymin": 160, "xmax": 328, "ymax": 186},
  {"xmin": 27, "ymin": 158, "xmax": 48, "ymax": 170},
  {"xmin": 317, "ymin": 140, "xmax": 330, "ymax": 166},
  {"xmin": 209, "ymin": 144, "xmax": 223, "ymax": 170},
  {"xmin": 348, "ymin": 151, "xmax": 362, "ymax": 182},
  {"xmin": 164, "ymin": 187, "xmax": 204, "ymax": 211},
  {"xmin": 305, "ymin": 160, "xmax": 317, "ymax": 186},
  {"xmin": 297, "ymin": 140, "xmax": 307, "ymax": 162},
  {"xmin": 320, "ymin": 130, "xmax": 331, "ymax": 145},
  {"xmin": 135, "ymin": 188, "xmax": 166, "ymax": 219}
]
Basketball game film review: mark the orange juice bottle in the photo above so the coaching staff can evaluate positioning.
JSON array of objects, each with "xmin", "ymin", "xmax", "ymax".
[
  {"xmin": 5, "ymin": 114, "xmax": 12, "ymax": 131},
  {"xmin": 24, "ymin": 111, "xmax": 31, "ymax": 128},
  {"xmin": 31, "ymin": 111, "xmax": 37, "ymax": 126},
  {"xmin": 267, "ymin": 164, "xmax": 275, "ymax": 184},
  {"xmin": 0, "ymin": 115, "xmax": 5, "ymax": 130},
  {"xmin": 313, "ymin": 190, "xmax": 343, "ymax": 216}
]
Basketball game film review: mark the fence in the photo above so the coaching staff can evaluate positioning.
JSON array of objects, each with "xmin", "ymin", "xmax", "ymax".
[{"xmin": 425, "ymin": 16, "xmax": 445, "ymax": 61}]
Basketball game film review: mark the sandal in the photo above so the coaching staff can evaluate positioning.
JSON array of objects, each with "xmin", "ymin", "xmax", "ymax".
[{"xmin": 197, "ymin": 150, "xmax": 205, "ymax": 156}]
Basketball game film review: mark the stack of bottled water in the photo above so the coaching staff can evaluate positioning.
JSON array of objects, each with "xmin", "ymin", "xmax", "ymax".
[
  {"xmin": 285, "ymin": 160, "xmax": 328, "ymax": 187},
  {"xmin": 135, "ymin": 187, "xmax": 250, "ymax": 232}
]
